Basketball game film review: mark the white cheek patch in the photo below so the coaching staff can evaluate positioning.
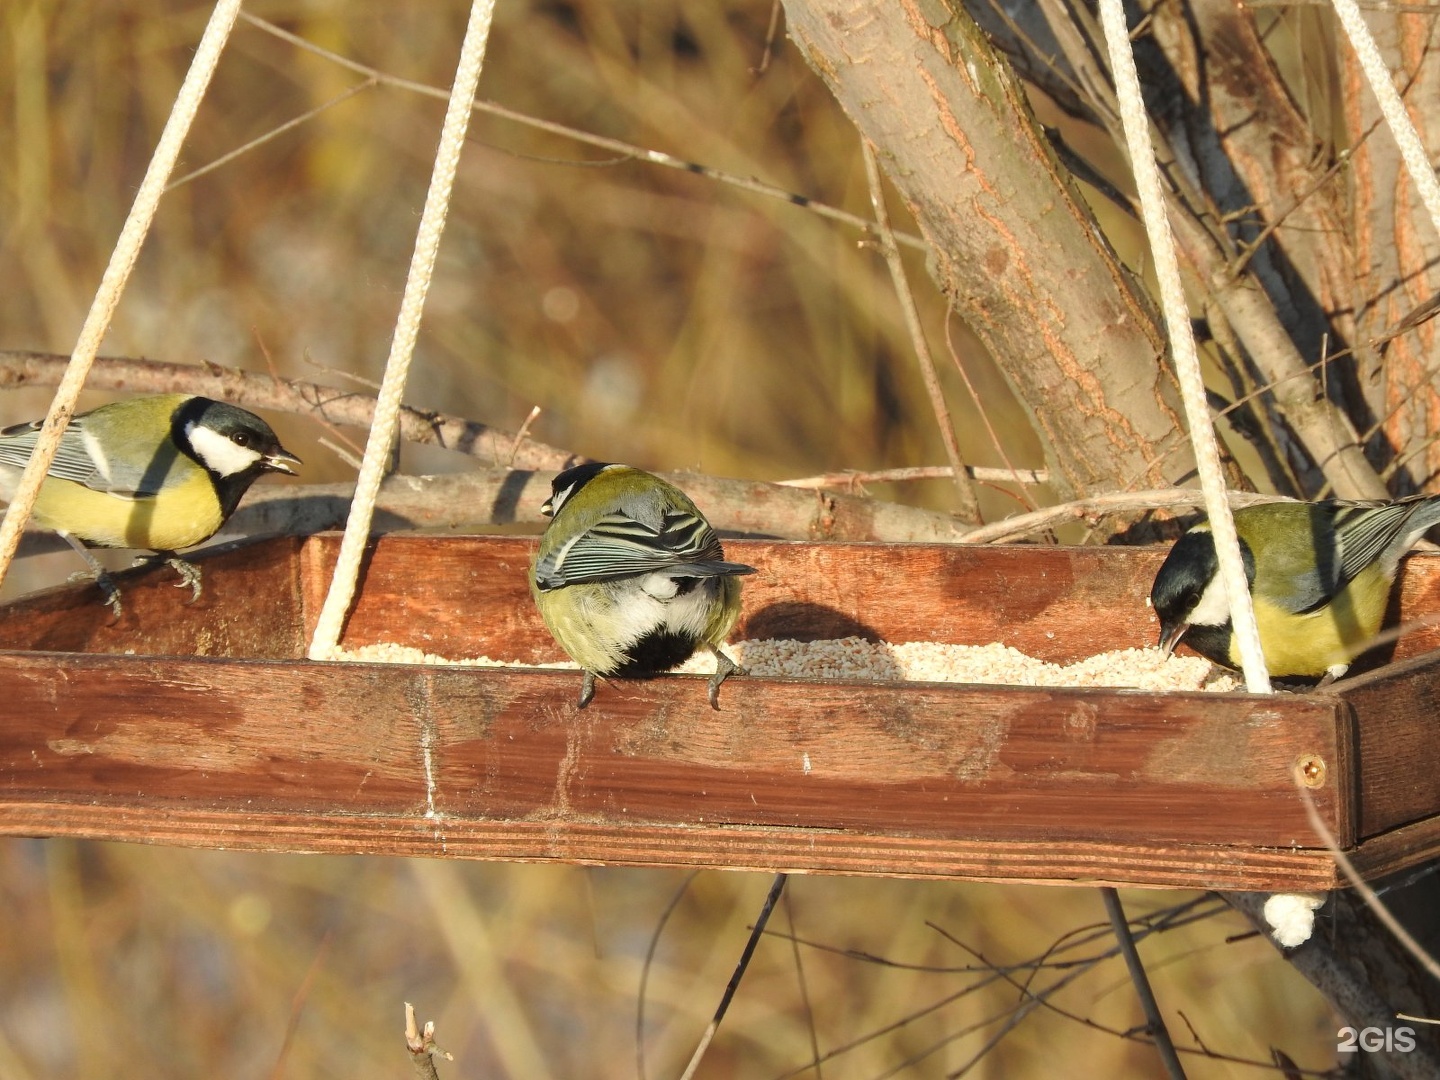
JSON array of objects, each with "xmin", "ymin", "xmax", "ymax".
[
  {"xmin": 1187, "ymin": 573, "xmax": 1234, "ymax": 627},
  {"xmin": 185, "ymin": 422, "xmax": 263, "ymax": 477},
  {"xmin": 547, "ymin": 482, "xmax": 578, "ymax": 517}
]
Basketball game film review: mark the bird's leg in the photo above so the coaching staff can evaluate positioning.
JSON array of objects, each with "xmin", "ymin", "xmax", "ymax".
[
  {"xmin": 707, "ymin": 647, "xmax": 745, "ymax": 710},
  {"xmin": 158, "ymin": 552, "xmax": 204, "ymax": 604},
  {"xmin": 578, "ymin": 670, "xmax": 597, "ymax": 709},
  {"xmin": 59, "ymin": 532, "xmax": 122, "ymax": 619}
]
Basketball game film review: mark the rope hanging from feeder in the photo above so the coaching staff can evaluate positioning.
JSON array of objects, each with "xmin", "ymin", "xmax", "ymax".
[
  {"xmin": 1095, "ymin": 0, "xmax": 1272, "ymax": 694},
  {"xmin": 1331, "ymin": 0, "xmax": 1440, "ymax": 239},
  {"xmin": 0, "ymin": 0, "xmax": 245, "ymax": 599},
  {"xmin": 307, "ymin": 0, "xmax": 498, "ymax": 660}
]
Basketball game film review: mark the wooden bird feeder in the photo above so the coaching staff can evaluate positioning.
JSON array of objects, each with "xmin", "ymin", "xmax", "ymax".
[{"xmin": 0, "ymin": 533, "xmax": 1437, "ymax": 892}]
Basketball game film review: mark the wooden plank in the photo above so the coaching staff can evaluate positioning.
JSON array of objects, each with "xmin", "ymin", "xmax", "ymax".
[
  {"xmin": 2, "ymin": 532, "xmax": 1437, "ymax": 667},
  {"xmin": 0, "ymin": 800, "xmax": 1344, "ymax": 891},
  {"xmin": 0, "ymin": 652, "xmax": 1345, "ymax": 850},
  {"xmin": 311, "ymin": 536, "xmax": 1175, "ymax": 662},
  {"xmin": 302, "ymin": 534, "xmax": 1440, "ymax": 665},
  {"xmin": 299, "ymin": 532, "xmax": 555, "ymax": 661},
  {"xmin": 1346, "ymin": 813, "xmax": 1440, "ymax": 883},
  {"xmin": 0, "ymin": 536, "xmax": 304, "ymax": 660},
  {"xmin": 1335, "ymin": 651, "xmax": 1440, "ymax": 838}
]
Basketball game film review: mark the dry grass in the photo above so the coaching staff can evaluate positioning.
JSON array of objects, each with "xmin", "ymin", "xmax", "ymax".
[{"xmin": 0, "ymin": 2, "xmax": 1340, "ymax": 1076}]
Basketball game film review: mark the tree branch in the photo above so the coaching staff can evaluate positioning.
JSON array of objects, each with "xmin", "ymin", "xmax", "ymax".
[
  {"xmin": 0, "ymin": 351, "xmax": 578, "ymax": 471},
  {"xmin": 221, "ymin": 469, "xmax": 979, "ymax": 545}
]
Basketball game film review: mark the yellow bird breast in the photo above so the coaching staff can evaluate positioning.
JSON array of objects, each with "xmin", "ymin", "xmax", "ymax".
[
  {"xmin": 31, "ymin": 471, "xmax": 222, "ymax": 552},
  {"xmin": 1234, "ymin": 564, "xmax": 1392, "ymax": 678}
]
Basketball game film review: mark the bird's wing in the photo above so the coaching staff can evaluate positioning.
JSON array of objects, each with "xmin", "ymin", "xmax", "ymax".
[
  {"xmin": 0, "ymin": 416, "xmax": 167, "ymax": 497},
  {"xmin": 535, "ymin": 508, "xmax": 744, "ymax": 589},
  {"xmin": 1333, "ymin": 500, "xmax": 1429, "ymax": 585},
  {"xmin": 0, "ymin": 418, "xmax": 104, "ymax": 487}
]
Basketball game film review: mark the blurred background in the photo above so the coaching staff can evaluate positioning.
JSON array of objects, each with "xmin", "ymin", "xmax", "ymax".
[{"xmin": 0, "ymin": 2, "xmax": 1338, "ymax": 1076}]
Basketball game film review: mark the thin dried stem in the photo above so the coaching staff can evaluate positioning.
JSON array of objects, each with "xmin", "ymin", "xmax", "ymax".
[
  {"xmin": 0, "ymin": 351, "xmax": 578, "ymax": 471},
  {"xmin": 239, "ymin": 13, "xmax": 923, "ymax": 251},
  {"xmin": 678, "ymin": 874, "xmax": 787, "ymax": 1080},
  {"xmin": 1290, "ymin": 768, "xmax": 1440, "ymax": 984},
  {"xmin": 1100, "ymin": 888, "xmax": 1188, "ymax": 1080},
  {"xmin": 942, "ymin": 313, "xmax": 1042, "ymax": 512},
  {"xmin": 776, "ymin": 465, "xmax": 1048, "ymax": 490},
  {"xmin": 958, "ymin": 488, "xmax": 1280, "ymax": 545},
  {"xmin": 860, "ymin": 140, "xmax": 981, "ymax": 522},
  {"xmin": 165, "ymin": 77, "xmax": 377, "ymax": 192}
]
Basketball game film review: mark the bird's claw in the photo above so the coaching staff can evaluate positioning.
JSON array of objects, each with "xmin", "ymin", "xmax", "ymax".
[
  {"xmin": 708, "ymin": 651, "xmax": 744, "ymax": 711},
  {"xmin": 163, "ymin": 557, "xmax": 204, "ymax": 604}
]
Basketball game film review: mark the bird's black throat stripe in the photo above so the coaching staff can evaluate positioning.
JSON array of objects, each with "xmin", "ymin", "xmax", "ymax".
[{"xmin": 1179, "ymin": 622, "xmax": 1233, "ymax": 670}]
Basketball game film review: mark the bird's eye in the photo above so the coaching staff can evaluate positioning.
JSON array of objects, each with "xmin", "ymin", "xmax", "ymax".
[{"xmin": 231, "ymin": 431, "xmax": 251, "ymax": 447}]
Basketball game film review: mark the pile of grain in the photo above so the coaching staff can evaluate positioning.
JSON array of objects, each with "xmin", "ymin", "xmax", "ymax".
[{"xmin": 332, "ymin": 637, "xmax": 1237, "ymax": 692}]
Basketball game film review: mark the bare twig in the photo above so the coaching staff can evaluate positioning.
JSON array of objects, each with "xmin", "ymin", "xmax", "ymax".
[
  {"xmin": 678, "ymin": 874, "xmax": 787, "ymax": 1080},
  {"xmin": 751, "ymin": 0, "xmax": 785, "ymax": 76},
  {"xmin": 166, "ymin": 77, "xmax": 378, "ymax": 192},
  {"xmin": 860, "ymin": 140, "xmax": 981, "ymax": 521},
  {"xmin": 1289, "ymin": 768, "xmax": 1440, "ymax": 983},
  {"xmin": 239, "ymin": 13, "xmax": 924, "ymax": 251},
  {"xmin": 942, "ymin": 313, "xmax": 1042, "ymax": 512},
  {"xmin": 957, "ymin": 487, "xmax": 1281, "ymax": 544},
  {"xmin": 229, "ymin": 469, "xmax": 981, "ymax": 544},
  {"xmin": 267, "ymin": 931, "xmax": 334, "ymax": 1080},
  {"xmin": 507, "ymin": 406, "xmax": 542, "ymax": 467},
  {"xmin": 783, "ymin": 891, "xmax": 823, "ymax": 1080},
  {"xmin": 637, "ymin": 872, "xmax": 700, "ymax": 1080},
  {"xmin": 404, "ymin": 1002, "xmax": 452, "ymax": 1080},
  {"xmin": 1100, "ymin": 888, "xmax": 1188, "ymax": 1080},
  {"xmin": 0, "ymin": 351, "xmax": 578, "ymax": 472},
  {"xmin": 776, "ymin": 465, "xmax": 1048, "ymax": 490},
  {"xmin": 0, "ymin": 354, "xmax": 986, "ymax": 544}
]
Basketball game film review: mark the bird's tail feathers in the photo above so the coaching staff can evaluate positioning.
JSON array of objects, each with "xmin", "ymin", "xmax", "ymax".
[
  {"xmin": 676, "ymin": 559, "xmax": 757, "ymax": 578},
  {"xmin": 1402, "ymin": 493, "xmax": 1440, "ymax": 540}
]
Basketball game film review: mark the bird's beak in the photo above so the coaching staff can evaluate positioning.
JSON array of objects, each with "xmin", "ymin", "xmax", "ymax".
[
  {"xmin": 264, "ymin": 447, "xmax": 302, "ymax": 476},
  {"xmin": 1158, "ymin": 620, "xmax": 1189, "ymax": 657},
  {"xmin": 539, "ymin": 498, "xmax": 554, "ymax": 517}
]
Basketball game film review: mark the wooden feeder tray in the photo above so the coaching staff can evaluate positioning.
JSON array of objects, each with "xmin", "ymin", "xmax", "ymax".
[{"xmin": 0, "ymin": 532, "xmax": 1438, "ymax": 892}]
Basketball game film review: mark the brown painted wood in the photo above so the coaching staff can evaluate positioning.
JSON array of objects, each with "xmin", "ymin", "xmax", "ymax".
[
  {"xmin": 1334, "ymin": 650, "xmax": 1440, "ymax": 838},
  {"xmin": 0, "ymin": 652, "xmax": 1345, "ymax": 847},
  {"xmin": 311, "ymin": 536, "xmax": 1179, "ymax": 662},
  {"xmin": 0, "ymin": 532, "xmax": 1433, "ymax": 890},
  {"xmin": 0, "ymin": 800, "xmax": 1347, "ymax": 891},
  {"xmin": 304, "ymin": 535, "xmax": 1440, "ymax": 665},
  {"xmin": 1345, "ymin": 812, "xmax": 1440, "ymax": 883},
  {"xmin": 0, "ymin": 535, "xmax": 305, "ymax": 660}
]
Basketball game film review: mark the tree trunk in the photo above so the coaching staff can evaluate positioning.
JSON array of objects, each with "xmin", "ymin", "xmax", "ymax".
[
  {"xmin": 783, "ymin": 0, "xmax": 1196, "ymax": 502},
  {"xmin": 1344, "ymin": 10, "xmax": 1440, "ymax": 492}
]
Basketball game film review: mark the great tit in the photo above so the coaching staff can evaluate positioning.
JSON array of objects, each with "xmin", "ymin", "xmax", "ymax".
[
  {"xmin": 1150, "ymin": 495, "xmax": 1440, "ymax": 682},
  {"xmin": 0, "ymin": 393, "xmax": 300, "ymax": 614},
  {"xmin": 529, "ymin": 462, "xmax": 756, "ymax": 709}
]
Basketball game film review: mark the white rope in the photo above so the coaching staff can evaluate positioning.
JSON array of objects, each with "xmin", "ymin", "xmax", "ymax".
[
  {"xmin": 1332, "ymin": 0, "xmax": 1440, "ymax": 239},
  {"xmin": 308, "ymin": 0, "xmax": 497, "ymax": 659},
  {"xmin": 0, "ymin": 0, "xmax": 244, "ymax": 597},
  {"xmin": 1096, "ymin": 0, "xmax": 1271, "ymax": 693}
]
